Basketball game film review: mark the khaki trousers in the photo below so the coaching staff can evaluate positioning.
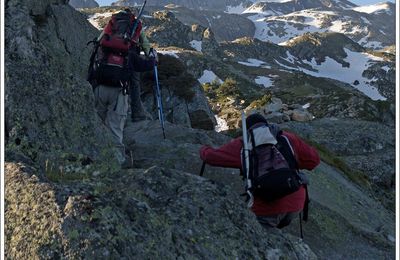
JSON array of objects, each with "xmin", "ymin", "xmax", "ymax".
[{"xmin": 94, "ymin": 85, "xmax": 129, "ymax": 163}]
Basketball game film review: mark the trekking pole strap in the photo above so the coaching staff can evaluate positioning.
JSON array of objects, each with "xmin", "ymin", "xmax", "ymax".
[
  {"xmin": 199, "ymin": 162, "xmax": 206, "ymax": 176},
  {"xmin": 299, "ymin": 213, "xmax": 304, "ymax": 239}
]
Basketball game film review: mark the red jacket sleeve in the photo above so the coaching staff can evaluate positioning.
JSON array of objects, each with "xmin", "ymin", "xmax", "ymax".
[
  {"xmin": 283, "ymin": 131, "xmax": 320, "ymax": 170},
  {"xmin": 199, "ymin": 138, "xmax": 243, "ymax": 169}
]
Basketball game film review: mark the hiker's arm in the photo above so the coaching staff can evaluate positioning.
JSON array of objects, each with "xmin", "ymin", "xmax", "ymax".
[
  {"xmin": 128, "ymin": 51, "xmax": 155, "ymax": 72},
  {"xmin": 199, "ymin": 138, "xmax": 242, "ymax": 169},
  {"xmin": 284, "ymin": 131, "xmax": 320, "ymax": 170},
  {"xmin": 139, "ymin": 32, "xmax": 151, "ymax": 56}
]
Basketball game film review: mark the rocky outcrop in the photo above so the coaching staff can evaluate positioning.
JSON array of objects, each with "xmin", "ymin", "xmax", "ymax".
[
  {"xmin": 144, "ymin": 10, "xmax": 220, "ymax": 56},
  {"xmin": 140, "ymin": 53, "xmax": 216, "ymax": 130},
  {"xmin": 287, "ymin": 32, "xmax": 365, "ymax": 66},
  {"xmin": 260, "ymin": 97, "xmax": 314, "ymax": 123},
  {"xmin": 5, "ymin": 160, "xmax": 317, "ymax": 259},
  {"xmin": 156, "ymin": 6, "xmax": 255, "ymax": 42},
  {"xmin": 69, "ymin": 0, "xmax": 99, "ymax": 8},
  {"xmin": 5, "ymin": 0, "xmax": 119, "ymax": 169}
]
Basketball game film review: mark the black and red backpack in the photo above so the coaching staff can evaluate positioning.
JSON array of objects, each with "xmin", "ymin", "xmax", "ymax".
[{"xmin": 87, "ymin": 9, "xmax": 143, "ymax": 88}]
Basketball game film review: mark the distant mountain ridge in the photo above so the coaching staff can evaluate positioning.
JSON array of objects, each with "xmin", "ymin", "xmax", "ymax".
[
  {"xmin": 242, "ymin": 1, "xmax": 395, "ymax": 49},
  {"xmin": 110, "ymin": 0, "xmax": 395, "ymax": 50},
  {"xmin": 111, "ymin": 0, "xmax": 249, "ymax": 11}
]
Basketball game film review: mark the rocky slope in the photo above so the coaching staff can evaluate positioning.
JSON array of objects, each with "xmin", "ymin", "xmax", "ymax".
[
  {"xmin": 5, "ymin": 0, "xmax": 395, "ymax": 259},
  {"xmin": 124, "ymin": 120, "xmax": 395, "ymax": 259}
]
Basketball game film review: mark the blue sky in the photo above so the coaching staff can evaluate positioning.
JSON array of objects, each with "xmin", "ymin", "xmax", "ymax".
[{"xmin": 96, "ymin": 0, "xmax": 395, "ymax": 6}]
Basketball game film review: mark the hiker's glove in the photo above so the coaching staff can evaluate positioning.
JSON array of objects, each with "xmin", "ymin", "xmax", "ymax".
[
  {"xmin": 149, "ymin": 48, "xmax": 159, "ymax": 64},
  {"xmin": 199, "ymin": 146, "xmax": 211, "ymax": 161}
]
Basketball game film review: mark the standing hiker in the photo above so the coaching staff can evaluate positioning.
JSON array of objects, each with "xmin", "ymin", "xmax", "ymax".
[
  {"xmin": 130, "ymin": 26, "xmax": 152, "ymax": 122},
  {"xmin": 199, "ymin": 113, "xmax": 320, "ymax": 229},
  {"xmin": 101, "ymin": 7, "xmax": 152, "ymax": 122},
  {"xmin": 88, "ymin": 8, "xmax": 158, "ymax": 166}
]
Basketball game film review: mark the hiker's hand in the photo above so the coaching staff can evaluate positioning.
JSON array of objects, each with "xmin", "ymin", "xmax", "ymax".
[
  {"xmin": 149, "ymin": 48, "xmax": 159, "ymax": 64},
  {"xmin": 199, "ymin": 145, "xmax": 211, "ymax": 161}
]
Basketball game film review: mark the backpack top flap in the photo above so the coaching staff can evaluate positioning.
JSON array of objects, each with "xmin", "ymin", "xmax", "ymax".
[{"xmin": 248, "ymin": 125, "xmax": 277, "ymax": 150}]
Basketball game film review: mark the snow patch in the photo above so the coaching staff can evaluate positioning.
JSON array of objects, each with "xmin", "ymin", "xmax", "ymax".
[
  {"xmin": 353, "ymin": 3, "xmax": 391, "ymax": 14},
  {"xmin": 88, "ymin": 12, "xmax": 114, "ymax": 30},
  {"xmin": 215, "ymin": 115, "xmax": 229, "ymax": 132},
  {"xmin": 255, "ymin": 76, "xmax": 274, "ymax": 88},
  {"xmin": 238, "ymin": 58, "xmax": 270, "ymax": 68},
  {"xmin": 190, "ymin": 40, "xmax": 202, "ymax": 52},
  {"xmin": 381, "ymin": 65, "xmax": 391, "ymax": 72},
  {"xmin": 198, "ymin": 70, "xmax": 223, "ymax": 84},
  {"xmin": 360, "ymin": 17, "xmax": 371, "ymax": 25},
  {"xmin": 158, "ymin": 50, "xmax": 180, "ymax": 59},
  {"xmin": 225, "ymin": 4, "xmax": 247, "ymax": 14},
  {"xmin": 298, "ymin": 49, "xmax": 386, "ymax": 101}
]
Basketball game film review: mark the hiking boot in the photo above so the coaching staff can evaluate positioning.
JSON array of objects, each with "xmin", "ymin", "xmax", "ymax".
[
  {"xmin": 131, "ymin": 115, "xmax": 147, "ymax": 122},
  {"xmin": 121, "ymin": 152, "xmax": 134, "ymax": 169}
]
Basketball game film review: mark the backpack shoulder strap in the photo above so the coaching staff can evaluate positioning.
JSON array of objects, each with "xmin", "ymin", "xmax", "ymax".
[{"xmin": 275, "ymin": 132, "xmax": 298, "ymax": 170}]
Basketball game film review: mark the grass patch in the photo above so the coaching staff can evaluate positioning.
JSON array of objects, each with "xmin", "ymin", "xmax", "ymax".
[{"xmin": 45, "ymin": 167, "xmax": 90, "ymax": 183}]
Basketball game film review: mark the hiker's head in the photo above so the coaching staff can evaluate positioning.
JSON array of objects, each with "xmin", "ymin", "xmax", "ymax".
[
  {"xmin": 123, "ymin": 8, "xmax": 132, "ymax": 14},
  {"xmin": 246, "ymin": 113, "xmax": 268, "ymax": 129}
]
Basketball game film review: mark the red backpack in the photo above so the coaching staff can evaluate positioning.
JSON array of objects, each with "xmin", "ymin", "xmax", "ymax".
[
  {"xmin": 88, "ymin": 10, "xmax": 142, "ymax": 87},
  {"xmin": 100, "ymin": 10, "xmax": 142, "ymax": 54}
]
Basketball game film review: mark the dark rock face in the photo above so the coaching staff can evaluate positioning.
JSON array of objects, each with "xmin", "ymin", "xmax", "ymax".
[
  {"xmin": 69, "ymin": 0, "xmax": 99, "ymax": 8},
  {"xmin": 5, "ymin": 0, "xmax": 119, "ymax": 168}
]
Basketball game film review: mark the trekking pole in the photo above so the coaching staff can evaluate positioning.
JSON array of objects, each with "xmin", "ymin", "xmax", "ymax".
[
  {"xmin": 153, "ymin": 64, "xmax": 166, "ymax": 139},
  {"xmin": 199, "ymin": 162, "xmax": 206, "ymax": 176},
  {"xmin": 241, "ymin": 111, "xmax": 254, "ymax": 208},
  {"xmin": 129, "ymin": 0, "xmax": 147, "ymax": 39}
]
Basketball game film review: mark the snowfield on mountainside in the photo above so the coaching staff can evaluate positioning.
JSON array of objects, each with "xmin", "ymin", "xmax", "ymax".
[
  {"xmin": 225, "ymin": 1, "xmax": 394, "ymax": 50},
  {"xmin": 278, "ymin": 48, "xmax": 387, "ymax": 100}
]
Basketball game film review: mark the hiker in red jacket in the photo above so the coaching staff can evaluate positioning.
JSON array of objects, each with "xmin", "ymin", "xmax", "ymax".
[{"xmin": 199, "ymin": 113, "xmax": 320, "ymax": 228}]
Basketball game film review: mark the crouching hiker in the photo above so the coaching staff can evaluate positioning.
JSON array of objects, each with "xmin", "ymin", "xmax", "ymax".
[
  {"xmin": 199, "ymin": 113, "xmax": 320, "ymax": 232},
  {"xmin": 87, "ymin": 8, "xmax": 158, "ymax": 167}
]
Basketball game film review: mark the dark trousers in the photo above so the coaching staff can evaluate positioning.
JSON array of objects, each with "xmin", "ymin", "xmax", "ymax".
[{"xmin": 130, "ymin": 71, "xmax": 146, "ymax": 120}]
